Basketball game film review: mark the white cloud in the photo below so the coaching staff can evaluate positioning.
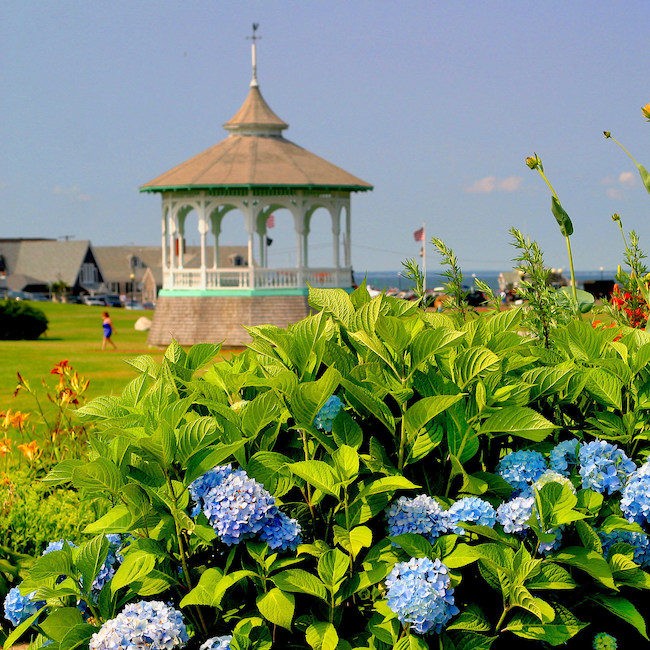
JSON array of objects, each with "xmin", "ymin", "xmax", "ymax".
[
  {"xmin": 601, "ymin": 170, "xmax": 636, "ymax": 199},
  {"xmin": 619, "ymin": 171, "xmax": 636, "ymax": 187},
  {"xmin": 53, "ymin": 185, "xmax": 91, "ymax": 202},
  {"xmin": 465, "ymin": 175, "xmax": 522, "ymax": 194}
]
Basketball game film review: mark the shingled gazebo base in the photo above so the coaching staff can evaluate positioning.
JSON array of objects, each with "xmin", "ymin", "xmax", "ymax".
[{"xmin": 147, "ymin": 294, "xmax": 312, "ymax": 348}]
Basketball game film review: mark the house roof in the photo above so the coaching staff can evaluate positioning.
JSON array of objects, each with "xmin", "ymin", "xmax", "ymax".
[
  {"xmin": 0, "ymin": 240, "xmax": 96, "ymax": 290},
  {"xmin": 141, "ymin": 80, "xmax": 372, "ymax": 193}
]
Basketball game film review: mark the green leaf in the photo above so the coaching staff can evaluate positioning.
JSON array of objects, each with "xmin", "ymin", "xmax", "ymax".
[
  {"xmin": 41, "ymin": 459, "xmax": 85, "ymax": 486},
  {"xmin": 454, "ymin": 346, "xmax": 500, "ymax": 388},
  {"xmin": 290, "ymin": 367, "xmax": 342, "ymax": 429},
  {"xmin": 256, "ymin": 588, "xmax": 294, "ymax": 630},
  {"xmin": 58, "ymin": 623, "xmax": 97, "ymax": 650},
  {"xmin": 2, "ymin": 606, "xmax": 46, "ymax": 650},
  {"xmin": 478, "ymin": 406, "xmax": 557, "ymax": 442},
  {"xmin": 393, "ymin": 636, "xmax": 430, "ymax": 650},
  {"xmin": 111, "ymin": 550, "xmax": 156, "ymax": 593},
  {"xmin": 637, "ymin": 163, "xmax": 650, "ymax": 193},
  {"xmin": 185, "ymin": 440, "xmax": 248, "ymax": 484},
  {"xmin": 76, "ymin": 535, "xmax": 109, "ymax": 598},
  {"xmin": 585, "ymin": 368, "xmax": 623, "ymax": 410},
  {"xmin": 551, "ymin": 195, "xmax": 573, "ymax": 236},
  {"xmin": 527, "ymin": 562, "xmax": 577, "ymax": 590},
  {"xmin": 340, "ymin": 377, "xmax": 396, "ymax": 433},
  {"xmin": 317, "ymin": 548, "xmax": 349, "ymax": 594},
  {"xmin": 333, "ymin": 525, "xmax": 372, "ymax": 559},
  {"xmin": 505, "ymin": 605, "xmax": 587, "ymax": 646},
  {"xmin": 510, "ymin": 586, "xmax": 555, "ymax": 622},
  {"xmin": 186, "ymin": 342, "xmax": 221, "ymax": 371},
  {"xmin": 246, "ymin": 451, "xmax": 294, "ymax": 497},
  {"xmin": 84, "ymin": 505, "xmax": 131, "ymax": 534},
  {"xmin": 71, "ymin": 458, "xmax": 124, "ymax": 495},
  {"xmin": 357, "ymin": 476, "xmax": 419, "ymax": 498},
  {"xmin": 176, "ymin": 417, "xmax": 218, "ymax": 464},
  {"xmin": 180, "ymin": 568, "xmax": 254, "ymax": 608},
  {"xmin": 389, "ymin": 533, "xmax": 435, "ymax": 559},
  {"xmin": 554, "ymin": 547, "xmax": 615, "ymax": 589},
  {"xmin": 331, "ymin": 410, "xmax": 363, "ymax": 449},
  {"xmin": 308, "ymin": 287, "xmax": 355, "ymax": 326},
  {"xmin": 305, "ymin": 621, "xmax": 339, "ymax": 650},
  {"xmin": 332, "ymin": 445, "xmax": 359, "ymax": 483},
  {"xmin": 446, "ymin": 604, "xmax": 491, "ymax": 632},
  {"xmin": 592, "ymin": 594, "xmax": 648, "ymax": 639},
  {"xmin": 289, "ymin": 460, "xmax": 339, "ymax": 498},
  {"xmin": 39, "ymin": 607, "xmax": 84, "ymax": 642},
  {"xmin": 404, "ymin": 395, "xmax": 464, "ymax": 441},
  {"xmin": 272, "ymin": 569, "xmax": 328, "ymax": 602}
]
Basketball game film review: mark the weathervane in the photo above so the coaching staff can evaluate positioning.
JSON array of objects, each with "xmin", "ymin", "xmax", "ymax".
[{"xmin": 247, "ymin": 23, "xmax": 261, "ymax": 87}]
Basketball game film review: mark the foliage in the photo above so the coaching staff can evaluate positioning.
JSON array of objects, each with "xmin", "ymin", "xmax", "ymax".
[
  {"xmin": 0, "ymin": 301, "xmax": 48, "ymax": 340},
  {"xmin": 5, "ymin": 285, "xmax": 649, "ymax": 650}
]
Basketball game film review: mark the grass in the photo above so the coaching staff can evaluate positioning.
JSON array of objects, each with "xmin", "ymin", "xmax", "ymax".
[{"xmin": 0, "ymin": 302, "xmax": 236, "ymax": 414}]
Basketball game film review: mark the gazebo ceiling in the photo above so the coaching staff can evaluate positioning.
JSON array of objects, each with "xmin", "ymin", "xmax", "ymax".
[{"xmin": 141, "ymin": 72, "xmax": 372, "ymax": 194}]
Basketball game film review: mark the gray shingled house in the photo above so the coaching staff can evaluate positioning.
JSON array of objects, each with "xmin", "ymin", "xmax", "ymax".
[{"xmin": 0, "ymin": 238, "xmax": 103, "ymax": 297}]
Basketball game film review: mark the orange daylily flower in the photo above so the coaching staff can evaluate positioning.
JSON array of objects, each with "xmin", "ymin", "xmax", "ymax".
[
  {"xmin": 0, "ymin": 438, "xmax": 12, "ymax": 456},
  {"xmin": 17, "ymin": 441, "xmax": 40, "ymax": 462},
  {"xmin": 50, "ymin": 360, "xmax": 70, "ymax": 375}
]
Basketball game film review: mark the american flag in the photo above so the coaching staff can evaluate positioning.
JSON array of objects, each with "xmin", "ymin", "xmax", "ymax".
[
  {"xmin": 266, "ymin": 214, "xmax": 275, "ymax": 228},
  {"xmin": 413, "ymin": 227, "xmax": 424, "ymax": 242}
]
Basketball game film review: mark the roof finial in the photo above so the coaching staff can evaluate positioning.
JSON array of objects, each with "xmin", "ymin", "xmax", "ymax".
[{"xmin": 247, "ymin": 23, "xmax": 260, "ymax": 87}]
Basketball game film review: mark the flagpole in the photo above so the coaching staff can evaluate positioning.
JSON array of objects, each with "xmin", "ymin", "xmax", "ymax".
[{"xmin": 421, "ymin": 222, "xmax": 426, "ymax": 295}]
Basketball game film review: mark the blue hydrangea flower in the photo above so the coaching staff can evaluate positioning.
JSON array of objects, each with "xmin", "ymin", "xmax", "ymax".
[
  {"xmin": 200, "ymin": 636, "xmax": 232, "ymax": 650},
  {"xmin": 385, "ymin": 556, "xmax": 459, "ymax": 634},
  {"xmin": 599, "ymin": 529, "xmax": 650, "ymax": 568},
  {"xmin": 620, "ymin": 471, "xmax": 650, "ymax": 526},
  {"xmin": 386, "ymin": 495, "xmax": 446, "ymax": 542},
  {"xmin": 189, "ymin": 465, "xmax": 235, "ymax": 517},
  {"xmin": 578, "ymin": 441, "xmax": 636, "ymax": 494},
  {"xmin": 42, "ymin": 539, "xmax": 76, "ymax": 555},
  {"xmin": 497, "ymin": 450, "xmax": 547, "ymax": 495},
  {"xmin": 549, "ymin": 438, "xmax": 580, "ymax": 476},
  {"xmin": 496, "ymin": 496, "xmax": 534, "ymax": 534},
  {"xmin": 3, "ymin": 586, "xmax": 45, "ymax": 627},
  {"xmin": 593, "ymin": 632, "xmax": 618, "ymax": 650},
  {"xmin": 313, "ymin": 395, "xmax": 343, "ymax": 432},
  {"xmin": 89, "ymin": 600, "xmax": 188, "ymax": 650},
  {"xmin": 259, "ymin": 510, "xmax": 302, "ymax": 551},
  {"xmin": 443, "ymin": 497, "xmax": 496, "ymax": 535}
]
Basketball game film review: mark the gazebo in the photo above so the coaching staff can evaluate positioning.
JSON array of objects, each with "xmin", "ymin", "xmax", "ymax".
[{"xmin": 141, "ymin": 32, "xmax": 372, "ymax": 346}]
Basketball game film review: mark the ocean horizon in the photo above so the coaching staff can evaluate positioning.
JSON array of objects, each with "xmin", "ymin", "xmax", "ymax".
[{"xmin": 356, "ymin": 269, "xmax": 617, "ymax": 293}]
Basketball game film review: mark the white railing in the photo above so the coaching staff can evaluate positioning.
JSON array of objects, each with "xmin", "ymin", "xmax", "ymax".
[{"xmin": 164, "ymin": 267, "xmax": 352, "ymax": 291}]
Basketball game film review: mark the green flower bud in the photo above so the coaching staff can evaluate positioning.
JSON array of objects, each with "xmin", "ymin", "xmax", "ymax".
[
  {"xmin": 603, "ymin": 131, "xmax": 611, "ymax": 138},
  {"xmin": 593, "ymin": 632, "xmax": 617, "ymax": 650},
  {"xmin": 525, "ymin": 153, "xmax": 542, "ymax": 170},
  {"xmin": 611, "ymin": 213, "xmax": 621, "ymax": 222}
]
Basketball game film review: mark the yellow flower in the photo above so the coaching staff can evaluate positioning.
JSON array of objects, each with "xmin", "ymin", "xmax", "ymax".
[
  {"xmin": 642, "ymin": 103, "xmax": 650, "ymax": 122},
  {"xmin": 0, "ymin": 438, "xmax": 12, "ymax": 456},
  {"xmin": 17, "ymin": 441, "xmax": 40, "ymax": 462},
  {"xmin": 10, "ymin": 411, "xmax": 29, "ymax": 430},
  {"xmin": 525, "ymin": 154, "xmax": 542, "ymax": 170}
]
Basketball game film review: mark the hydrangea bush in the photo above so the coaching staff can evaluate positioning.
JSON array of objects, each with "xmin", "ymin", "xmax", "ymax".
[{"xmin": 4, "ymin": 105, "xmax": 649, "ymax": 649}]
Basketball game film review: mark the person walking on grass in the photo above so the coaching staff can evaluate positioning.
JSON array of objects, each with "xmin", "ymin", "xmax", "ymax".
[{"xmin": 101, "ymin": 311, "xmax": 116, "ymax": 350}]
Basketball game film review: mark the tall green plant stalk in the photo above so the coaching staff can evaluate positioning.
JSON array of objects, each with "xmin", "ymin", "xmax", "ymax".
[
  {"xmin": 604, "ymin": 118, "xmax": 650, "ymax": 194},
  {"xmin": 431, "ymin": 238, "xmax": 468, "ymax": 317},
  {"xmin": 525, "ymin": 153, "xmax": 578, "ymax": 307}
]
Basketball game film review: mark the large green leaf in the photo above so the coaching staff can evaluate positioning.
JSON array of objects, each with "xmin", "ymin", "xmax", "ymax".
[
  {"xmin": 76, "ymin": 536, "xmax": 109, "ymax": 599},
  {"xmin": 71, "ymin": 458, "xmax": 124, "ymax": 495},
  {"xmin": 257, "ymin": 588, "xmax": 294, "ymax": 630},
  {"xmin": 551, "ymin": 195, "xmax": 573, "ymax": 236},
  {"xmin": 39, "ymin": 607, "xmax": 85, "ymax": 642},
  {"xmin": 446, "ymin": 604, "xmax": 491, "ymax": 632},
  {"xmin": 272, "ymin": 569, "xmax": 328, "ymax": 602},
  {"xmin": 333, "ymin": 525, "xmax": 372, "ymax": 559},
  {"xmin": 84, "ymin": 505, "xmax": 131, "ymax": 534},
  {"xmin": 246, "ymin": 451, "xmax": 294, "ymax": 497},
  {"xmin": 305, "ymin": 621, "xmax": 339, "ymax": 650},
  {"xmin": 340, "ymin": 377, "xmax": 396, "ymax": 433},
  {"xmin": 290, "ymin": 367, "xmax": 341, "ymax": 429},
  {"xmin": 454, "ymin": 347, "xmax": 500, "ymax": 388},
  {"xmin": 332, "ymin": 445, "xmax": 359, "ymax": 483},
  {"xmin": 554, "ymin": 547, "xmax": 615, "ymax": 589},
  {"xmin": 186, "ymin": 342, "xmax": 221, "ymax": 371},
  {"xmin": 404, "ymin": 394, "xmax": 464, "ymax": 441},
  {"xmin": 110, "ymin": 550, "xmax": 156, "ymax": 593},
  {"xmin": 505, "ymin": 604, "xmax": 587, "ymax": 646},
  {"xmin": 585, "ymin": 368, "xmax": 623, "ymax": 410},
  {"xmin": 308, "ymin": 287, "xmax": 355, "ymax": 326},
  {"xmin": 317, "ymin": 548, "xmax": 349, "ymax": 594},
  {"xmin": 478, "ymin": 406, "xmax": 557, "ymax": 442},
  {"xmin": 289, "ymin": 460, "xmax": 339, "ymax": 498},
  {"xmin": 185, "ymin": 440, "xmax": 248, "ymax": 484},
  {"xmin": 180, "ymin": 568, "xmax": 254, "ymax": 608},
  {"xmin": 592, "ymin": 594, "xmax": 649, "ymax": 639}
]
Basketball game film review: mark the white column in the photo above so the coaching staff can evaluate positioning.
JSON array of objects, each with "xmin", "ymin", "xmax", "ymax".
[
  {"xmin": 332, "ymin": 207, "xmax": 341, "ymax": 268},
  {"xmin": 168, "ymin": 206, "xmax": 177, "ymax": 288},
  {"xmin": 344, "ymin": 202, "xmax": 351, "ymax": 268},
  {"xmin": 198, "ymin": 203, "xmax": 209, "ymax": 290}
]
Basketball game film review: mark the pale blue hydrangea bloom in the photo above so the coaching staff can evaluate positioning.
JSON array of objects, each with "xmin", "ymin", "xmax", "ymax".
[
  {"xmin": 593, "ymin": 632, "xmax": 618, "ymax": 650},
  {"xmin": 443, "ymin": 497, "xmax": 496, "ymax": 535},
  {"xmin": 599, "ymin": 529, "xmax": 650, "ymax": 568},
  {"xmin": 549, "ymin": 438, "xmax": 580, "ymax": 476},
  {"xmin": 42, "ymin": 539, "xmax": 77, "ymax": 555},
  {"xmin": 313, "ymin": 395, "xmax": 343, "ymax": 432},
  {"xmin": 385, "ymin": 557, "xmax": 459, "ymax": 635},
  {"xmin": 3, "ymin": 586, "xmax": 45, "ymax": 627},
  {"xmin": 259, "ymin": 510, "xmax": 302, "ymax": 551},
  {"xmin": 538, "ymin": 527, "xmax": 563, "ymax": 554},
  {"xmin": 578, "ymin": 440, "xmax": 636, "ymax": 494},
  {"xmin": 497, "ymin": 450, "xmax": 547, "ymax": 495},
  {"xmin": 190, "ymin": 465, "xmax": 301, "ymax": 549},
  {"xmin": 620, "ymin": 471, "xmax": 650, "ymax": 526},
  {"xmin": 91, "ymin": 535, "xmax": 125, "ymax": 597},
  {"xmin": 386, "ymin": 495, "xmax": 446, "ymax": 542},
  {"xmin": 89, "ymin": 600, "xmax": 188, "ymax": 650},
  {"xmin": 496, "ymin": 496, "xmax": 535, "ymax": 534},
  {"xmin": 199, "ymin": 636, "xmax": 232, "ymax": 650},
  {"xmin": 533, "ymin": 470, "xmax": 576, "ymax": 494}
]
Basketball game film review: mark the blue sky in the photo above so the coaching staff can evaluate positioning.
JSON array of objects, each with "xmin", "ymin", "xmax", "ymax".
[{"xmin": 1, "ymin": 1, "xmax": 648, "ymax": 274}]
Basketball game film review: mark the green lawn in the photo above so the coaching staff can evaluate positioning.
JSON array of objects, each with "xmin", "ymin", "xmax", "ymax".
[{"xmin": 0, "ymin": 302, "xmax": 233, "ymax": 414}]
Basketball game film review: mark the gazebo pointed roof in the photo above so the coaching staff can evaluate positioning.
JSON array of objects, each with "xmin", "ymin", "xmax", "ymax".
[{"xmin": 141, "ymin": 44, "xmax": 372, "ymax": 194}]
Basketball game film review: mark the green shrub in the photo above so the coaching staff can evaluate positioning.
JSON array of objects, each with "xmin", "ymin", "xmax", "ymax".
[
  {"xmin": 0, "ymin": 469, "xmax": 99, "ymax": 556},
  {"xmin": 0, "ymin": 300, "xmax": 48, "ymax": 340}
]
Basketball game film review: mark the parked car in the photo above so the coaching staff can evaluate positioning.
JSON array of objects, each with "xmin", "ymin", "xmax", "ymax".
[
  {"xmin": 125, "ymin": 300, "xmax": 144, "ymax": 310},
  {"xmin": 104, "ymin": 294, "xmax": 123, "ymax": 308},
  {"xmin": 82, "ymin": 295, "xmax": 105, "ymax": 306}
]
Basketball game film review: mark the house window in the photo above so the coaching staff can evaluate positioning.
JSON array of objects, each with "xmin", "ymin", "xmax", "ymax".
[{"xmin": 80, "ymin": 263, "xmax": 98, "ymax": 284}]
